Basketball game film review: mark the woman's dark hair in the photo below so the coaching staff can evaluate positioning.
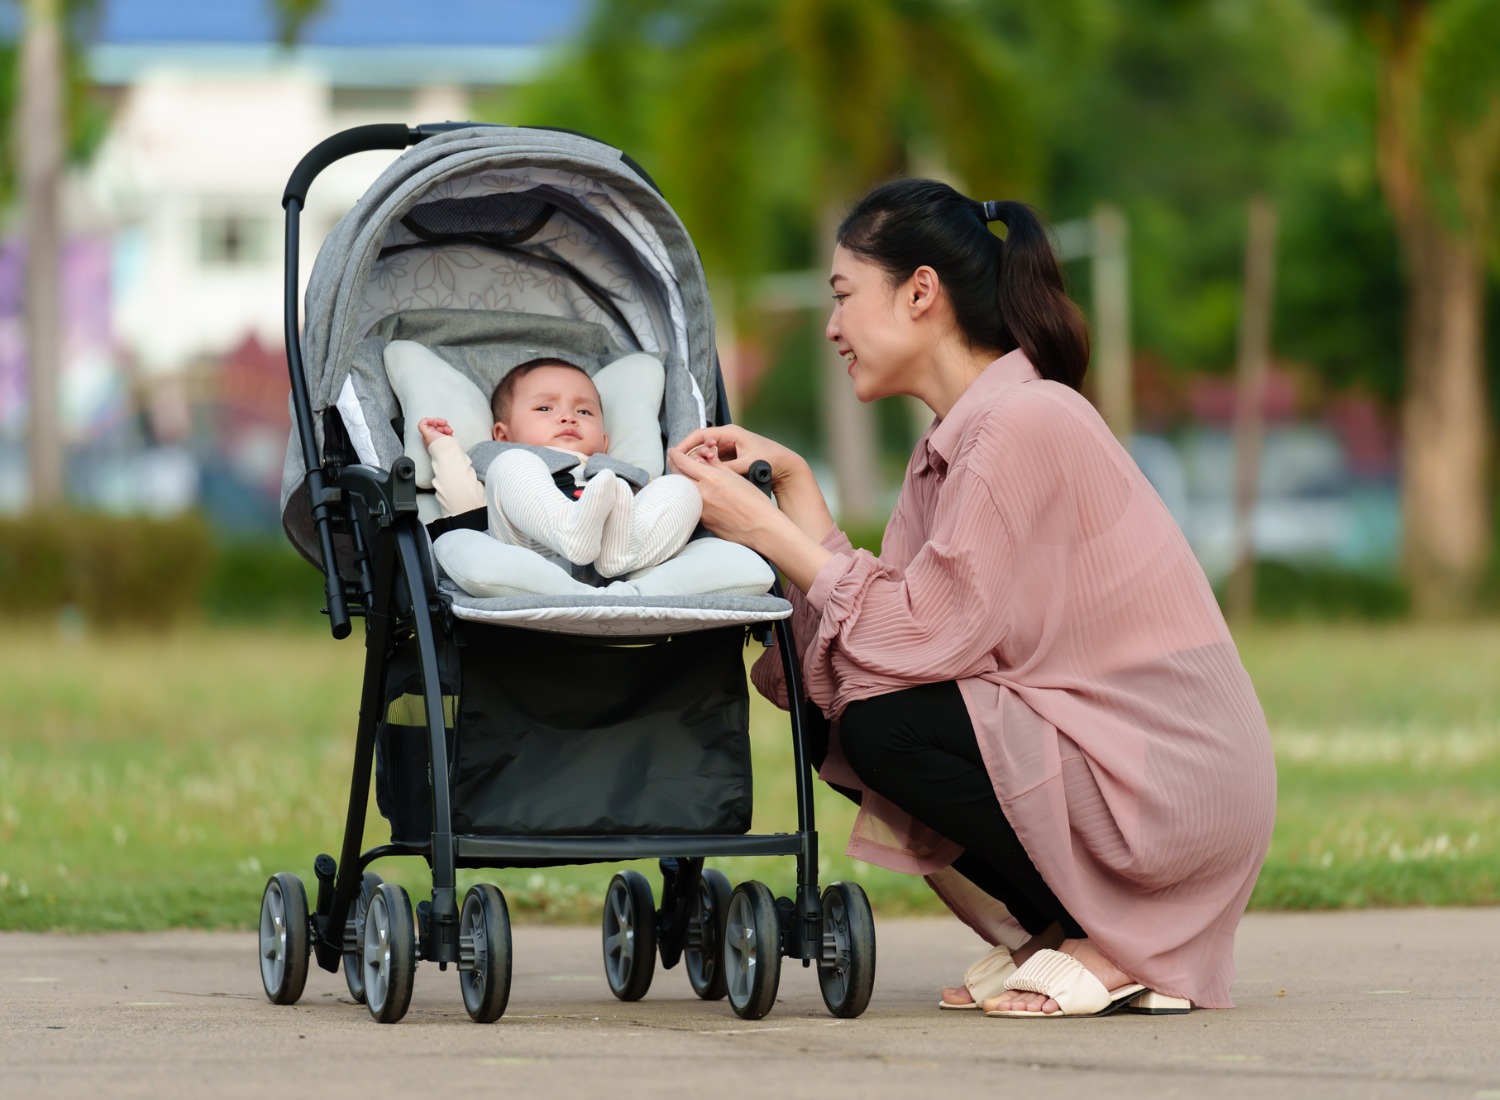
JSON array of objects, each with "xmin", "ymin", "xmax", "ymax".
[{"xmin": 836, "ymin": 178, "xmax": 1090, "ymax": 390}]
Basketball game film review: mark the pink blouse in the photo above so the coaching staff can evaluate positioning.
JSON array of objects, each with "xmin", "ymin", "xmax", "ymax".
[{"xmin": 752, "ymin": 350, "xmax": 1276, "ymax": 1007}]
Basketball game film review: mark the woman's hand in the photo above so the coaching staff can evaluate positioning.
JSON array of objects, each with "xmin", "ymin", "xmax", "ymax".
[
  {"xmin": 672, "ymin": 425, "xmax": 800, "ymax": 485},
  {"xmin": 668, "ymin": 446, "xmax": 784, "ymax": 548},
  {"xmin": 669, "ymin": 440, "xmax": 836, "ymax": 592},
  {"xmin": 669, "ymin": 426, "xmax": 837, "ymax": 544}
]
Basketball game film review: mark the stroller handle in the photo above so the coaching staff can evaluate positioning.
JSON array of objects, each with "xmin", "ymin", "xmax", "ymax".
[
  {"xmin": 282, "ymin": 122, "xmax": 510, "ymax": 209},
  {"xmin": 283, "ymin": 124, "xmax": 416, "ymax": 209}
]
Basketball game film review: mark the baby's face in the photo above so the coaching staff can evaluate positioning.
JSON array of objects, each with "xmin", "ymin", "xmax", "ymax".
[{"xmin": 494, "ymin": 365, "xmax": 608, "ymax": 454}]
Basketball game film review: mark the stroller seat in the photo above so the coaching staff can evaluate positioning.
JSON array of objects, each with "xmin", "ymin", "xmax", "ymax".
[{"xmin": 331, "ymin": 305, "xmax": 792, "ymax": 632}]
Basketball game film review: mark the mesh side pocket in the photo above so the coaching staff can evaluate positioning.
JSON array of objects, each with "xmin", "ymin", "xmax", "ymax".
[{"xmin": 374, "ymin": 636, "xmax": 460, "ymax": 845}]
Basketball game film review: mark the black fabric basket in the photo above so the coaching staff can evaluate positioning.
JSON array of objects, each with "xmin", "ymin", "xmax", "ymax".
[{"xmin": 375, "ymin": 623, "xmax": 753, "ymax": 841}]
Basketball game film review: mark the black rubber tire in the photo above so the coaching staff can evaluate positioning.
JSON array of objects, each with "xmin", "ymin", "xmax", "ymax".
[
  {"xmin": 362, "ymin": 883, "xmax": 416, "ymax": 1024},
  {"xmin": 258, "ymin": 872, "xmax": 310, "ymax": 1005},
  {"xmin": 723, "ymin": 880, "xmax": 782, "ymax": 1020},
  {"xmin": 817, "ymin": 881, "xmax": 877, "ymax": 1018},
  {"xmin": 684, "ymin": 868, "xmax": 732, "ymax": 1000},
  {"xmin": 602, "ymin": 870, "xmax": 657, "ymax": 1001},
  {"xmin": 459, "ymin": 883, "xmax": 513, "ymax": 1023},
  {"xmin": 343, "ymin": 871, "xmax": 383, "ymax": 1004}
]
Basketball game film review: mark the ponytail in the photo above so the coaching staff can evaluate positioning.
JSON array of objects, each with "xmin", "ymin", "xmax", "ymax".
[
  {"xmin": 989, "ymin": 201, "xmax": 1090, "ymax": 391},
  {"xmin": 838, "ymin": 181, "xmax": 1090, "ymax": 391}
]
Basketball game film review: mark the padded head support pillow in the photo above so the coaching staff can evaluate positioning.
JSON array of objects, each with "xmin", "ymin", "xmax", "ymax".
[{"xmin": 383, "ymin": 339, "xmax": 667, "ymax": 487}]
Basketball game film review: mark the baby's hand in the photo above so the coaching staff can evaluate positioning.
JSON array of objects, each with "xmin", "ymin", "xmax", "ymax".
[
  {"xmin": 418, "ymin": 417, "xmax": 454, "ymax": 446},
  {"xmin": 681, "ymin": 440, "xmax": 719, "ymax": 465}
]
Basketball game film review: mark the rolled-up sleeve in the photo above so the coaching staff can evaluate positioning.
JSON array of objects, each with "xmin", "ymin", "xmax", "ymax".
[
  {"xmin": 799, "ymin": 461, "xmax": 1013, "ymax": 720},
  {"xmin": 750, "ymin": 524, "xmax": 853, "ymax": 708}
]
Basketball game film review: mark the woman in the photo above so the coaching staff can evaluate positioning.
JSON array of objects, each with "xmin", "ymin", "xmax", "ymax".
[{"xmin": 668, "ymin": 179, "xmax": 1275, "ymax": 1017}]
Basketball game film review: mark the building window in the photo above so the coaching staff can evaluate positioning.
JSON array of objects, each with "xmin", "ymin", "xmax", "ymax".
[{"xmin": 199, "ymin": 212, "xmax": 271, "ymax": 267}]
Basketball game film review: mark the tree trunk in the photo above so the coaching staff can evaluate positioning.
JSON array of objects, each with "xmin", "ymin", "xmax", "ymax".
[
  {"xmin": 1375, "ymin": 8, "xmax": 1492, "ymax": 617},
  {"xmin": 20, "ymin": 0, "xmax": 65, "ymax": 508},
  {"xmin": 1398, "ymin": 214, "xmax": 1489, "ymax": 618}
]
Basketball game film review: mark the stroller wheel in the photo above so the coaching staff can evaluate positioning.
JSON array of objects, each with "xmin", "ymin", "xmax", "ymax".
[
  {"xmin": 362, "ymin": 883, "xmax": 416, "ymax": 1024},
  {"xmin": 684, "ymin": 868, "xmax": 732, "ymax": 1000},
  {"xmin": 602, "ymin": 870, "xmax": 657, "ymax": 1001},
  {"xmin": 816, "ymin": 881, "xmax": 876, "ymax": 1018},
  {"xmin": 342, "ymin": 872, "xmax": 383, "ymax": 1004},
  {"xmin": 258, "ymin": 873, "xmax": 310, "ymax": 1005},
  {"xmin": 723, "ymin": 881, "xmax": 782, "ymax": 1020},
  {"xmin": 459, "ymin": 883, "xmax": 513, "ymax": 1023}
]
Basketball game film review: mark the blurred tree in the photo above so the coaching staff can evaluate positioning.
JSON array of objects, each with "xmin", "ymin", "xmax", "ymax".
[
  {"xmin": 509, "ymin": 0, "xmax": 1051, "ymax": 524},
  {"xmin": 1023, "ymin": 0, "xmax": 1339, "ymax": 372},
  {"xmin": 271, "ymin": 0, "xmax": 326, "ymax": 46},
  {"xmin": 0, "ymin": 0, "xmax": 102, "ymax": 207},
  {"xmin": 1322, "ymin": 0, "xmax": 1500, "ymax": 617},
  {"xmin": 5, "ymin": 0, "xmax": 102, "ymax": 508}
]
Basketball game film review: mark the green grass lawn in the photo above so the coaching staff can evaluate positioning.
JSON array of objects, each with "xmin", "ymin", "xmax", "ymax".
[{"xmin": 1, "ymin": 620, "xmax": 1496, "ymax": 931}]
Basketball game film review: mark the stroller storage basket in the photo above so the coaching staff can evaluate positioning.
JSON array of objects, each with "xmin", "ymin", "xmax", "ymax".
[{"xmin": 377, "ymin": 624, "xmax": 752, "ymax": 840}]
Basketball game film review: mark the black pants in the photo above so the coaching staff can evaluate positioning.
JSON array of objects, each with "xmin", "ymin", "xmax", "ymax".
[{"xmin": 804, "ymin": 681, "xmax": 1083, "ymax": 939}]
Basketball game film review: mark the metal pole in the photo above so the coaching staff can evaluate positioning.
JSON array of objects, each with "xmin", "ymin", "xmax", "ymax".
[{"xmin": 1228, "ymin": 196, "xmax": 1278, "ymax": 623}]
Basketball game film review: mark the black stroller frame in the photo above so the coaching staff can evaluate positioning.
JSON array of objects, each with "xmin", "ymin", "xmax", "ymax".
[{"xmin": 257, "ymin": 124, "xmax": 875, "ymax": 1024}]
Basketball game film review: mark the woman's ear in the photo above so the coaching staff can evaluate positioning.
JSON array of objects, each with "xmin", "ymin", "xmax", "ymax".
[
  {"xmin": 492, "ymin": 422, "xmax": 509, "ymax": 441},
  {"xmin": 908, "ymin": 265, "xmax": 941, "ymax": 319}
]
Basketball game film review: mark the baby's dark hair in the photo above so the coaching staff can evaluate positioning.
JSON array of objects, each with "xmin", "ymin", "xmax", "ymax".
[{"xmin": 491, "ymin": 357, "xmax": 592, "ymax": 424}]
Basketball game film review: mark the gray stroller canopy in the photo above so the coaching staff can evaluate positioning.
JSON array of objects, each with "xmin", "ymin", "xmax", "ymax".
[{"xmin": 282, "ymin": 126, "xmax": 720, "ymax": 560}]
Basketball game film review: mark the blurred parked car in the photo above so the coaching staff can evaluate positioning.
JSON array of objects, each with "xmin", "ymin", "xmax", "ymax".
[{"xmin": 1131, "ymin": 426, "xmax": 1400, "ymax": 583}]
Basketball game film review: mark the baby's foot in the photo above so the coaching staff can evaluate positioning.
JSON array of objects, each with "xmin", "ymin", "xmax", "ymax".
[
  {"xmin": 595, "ymin": 473, "xmax": 699, "ymax": 577},
  {"xmin": 532, "ymin": 467, "xmax": 616, "ymax": 565},
  {"xmin": 593, "ymin": 475, "xmax": 639, "ymax": 577}
]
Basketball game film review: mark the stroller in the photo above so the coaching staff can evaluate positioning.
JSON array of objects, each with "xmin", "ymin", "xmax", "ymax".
[{"xmin": 258, "ymin": 123, "xmax": 876, "ymax": 1024}]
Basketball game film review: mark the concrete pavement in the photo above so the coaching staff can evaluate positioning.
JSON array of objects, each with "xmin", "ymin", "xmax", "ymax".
[{"xmin": 2, "ymin": 907, "xmax": 1497, "ymax": 1099}]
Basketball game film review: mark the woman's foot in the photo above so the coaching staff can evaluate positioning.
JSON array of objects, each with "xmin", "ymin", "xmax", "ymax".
[
  {"xmin": 980, "ymin": 939, "xmax": 1134, "ymax": 1016},
  {"xmin": 939, "ymin": 924, "xmax": 1064, "ymax": 1008}
]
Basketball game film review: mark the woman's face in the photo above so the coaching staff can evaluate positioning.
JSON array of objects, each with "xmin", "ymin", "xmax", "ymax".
[{"xmin": 826, "ymin": 245, "xmax": 925, "ymax": 403}]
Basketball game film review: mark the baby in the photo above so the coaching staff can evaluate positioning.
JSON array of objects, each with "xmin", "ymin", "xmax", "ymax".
[{"xmin": 419, "ymin": 358, "xmax": 700, "ymax": 577}]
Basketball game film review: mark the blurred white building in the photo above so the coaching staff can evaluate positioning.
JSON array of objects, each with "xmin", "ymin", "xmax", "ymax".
[
  {"xmin": 79, "ymin": 1, "xmax": 580, "ymax": 379},
  {"xmin": 2, "ymin": 0, "xmax": 583, "ymax": 518}
]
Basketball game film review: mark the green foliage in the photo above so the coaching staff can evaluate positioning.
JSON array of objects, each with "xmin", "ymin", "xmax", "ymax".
[
  {"xmin": 1419, "ymin": 0, "xmax": 1500, "ymax": 237},
  {"xmin": 506, "ymin": 0, "xmax": 1476, "ymax": 436},
  {"xmin": 509, "ymin": 0, "xmax": 1039, "ymax": 297},
  {"xmin": 1035, "ymin": 0, "xmax": 1356, "ymax": 374},
  {"xmin": 1218, "ymin": 561, "xmax": 1410, "ymax": 621},
  {"xmin": 0, "ymin": 510, "xmax": 213, "ymax": 630},
  {"xmin": 200, "ymin": 539, "xmax": 322, "ymax": 624}
]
